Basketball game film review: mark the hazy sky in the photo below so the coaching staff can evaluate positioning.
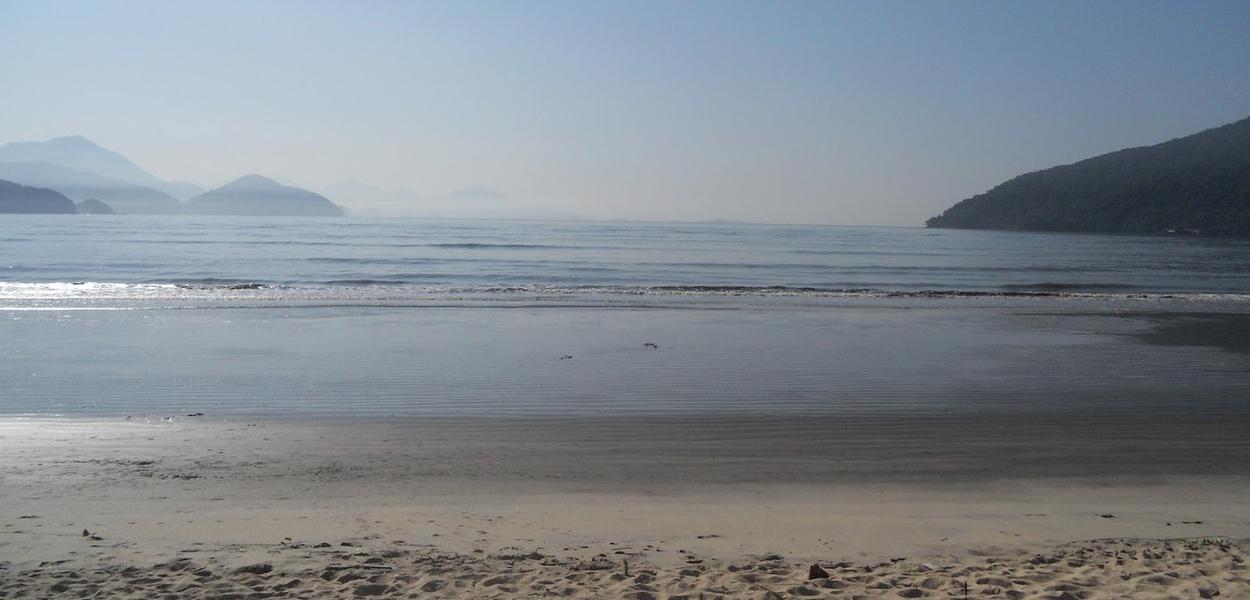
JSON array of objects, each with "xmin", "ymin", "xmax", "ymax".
[{"xmin": 2, "ymin": 0, "xmax": 1249, "ymax": 224}]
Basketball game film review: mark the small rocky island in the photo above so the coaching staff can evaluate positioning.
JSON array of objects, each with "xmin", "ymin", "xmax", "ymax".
[{"xmin": 75, "ymin": 198, "xmax": 116, "ymax": 214}]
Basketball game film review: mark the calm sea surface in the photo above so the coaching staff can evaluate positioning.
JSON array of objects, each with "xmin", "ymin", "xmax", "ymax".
[
  {"xmin": 3, "ymin": 215, "xmax": 1250, "ymax": 301},
  {"xmin": 2, "ymin": 216, "xmax": 1249, "ymax": 417}
]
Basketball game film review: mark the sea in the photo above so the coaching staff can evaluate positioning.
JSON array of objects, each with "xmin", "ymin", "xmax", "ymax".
[{"xmin": 2, "ymin": 215, "xmax": 1249, "ymax": 418}]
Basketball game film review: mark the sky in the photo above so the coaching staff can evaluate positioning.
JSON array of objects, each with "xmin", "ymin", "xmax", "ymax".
[{"xmin": 2, "ymin": 0, "xmax": 1249, "ymax": 224}]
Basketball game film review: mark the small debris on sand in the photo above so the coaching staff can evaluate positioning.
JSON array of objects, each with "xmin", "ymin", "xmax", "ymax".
[{"xmin": 0, "ymin": 538, "xmax": 1244, "ymax": 599}]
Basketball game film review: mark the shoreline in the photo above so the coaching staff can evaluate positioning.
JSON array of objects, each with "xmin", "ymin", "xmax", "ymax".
[
  {"xmin": 5, "ymin": 409, "xmax": 1250, "ymax": 479},
  {"xmin": 3, "ymin": 418, "xmax": 1248, "ymax": 564},
  {"xmin": 3, "ymin": 417, "xmax": 1248, "ymax": 597}
]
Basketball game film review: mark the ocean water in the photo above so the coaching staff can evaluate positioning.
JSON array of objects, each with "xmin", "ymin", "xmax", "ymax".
[
  {"xmin": 2, "ymin": 216, "xmax": 1249, "ymax": 418},
  {"xmin": 3, "ymin": 215, "xmax": 1250, "ymax": 305}
]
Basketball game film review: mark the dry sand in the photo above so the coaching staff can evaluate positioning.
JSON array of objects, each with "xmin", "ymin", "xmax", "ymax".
[
  {"xmin": 1, "ymin": 417, "xmax": 1248, "ymax": 598},
  {"xmin": 4, "ymin": 537, "xmax": 1244, "ymax": 599}
]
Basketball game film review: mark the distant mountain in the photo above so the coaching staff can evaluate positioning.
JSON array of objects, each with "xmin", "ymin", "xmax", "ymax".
[
  {"xmin": 0, "ymin": 161, "xmax": 182, "ymax": 214},
  {"xmin": 926, "ymin": 115, "xmax": 1250, "ymax": 236},
  {"xmin": 0, "ymin": 136, "xmax": 203, "ymax": 200},
  {"xmin": 0, "ymin": 179, "xmax": 77, "ymax": 214},
  {"xmin": 186, "ymin": 175, "xmax": 344, "ymax": 216},
  {"xmin": 75, "ymin": 198, "xmax": 115, "ymax": 214}
]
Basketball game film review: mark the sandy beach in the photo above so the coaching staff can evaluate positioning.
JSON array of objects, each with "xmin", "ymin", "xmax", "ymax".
[
  {"xmin": 6, "ymin": 0, "xmax": 1250, "ymax": 597},
  {"xmin": 5, "ymin": 285, "xmax": 1249, "ymax": 600},
  {"xmin": 2, "ymin": 417, "xmax": 1247, "ymax": 598}
]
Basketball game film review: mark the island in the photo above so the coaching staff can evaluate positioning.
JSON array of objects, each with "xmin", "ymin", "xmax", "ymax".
[
  {"xmin": 0, "ymin": 161, "xmax": 182, "ymax": 214},
  {"xmin": 184, "ymin": 175, "xmax": 345, "ymax": 217},
  {"xmin": 926, "ymin": 114, "xmax": 1250, "ymax": 236},
  {"xmin": 0, "ymin": 178, "xmax": 78, "ymax": 214},
  {"xmin": 75, "ymin": 198, "xmax": 116, "ymax": 214}
]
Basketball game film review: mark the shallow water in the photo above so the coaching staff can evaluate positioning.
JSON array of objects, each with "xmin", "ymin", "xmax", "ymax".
[{"xmin": 2, "ymin": 303, "xmax": 1247, "ymax": 417}]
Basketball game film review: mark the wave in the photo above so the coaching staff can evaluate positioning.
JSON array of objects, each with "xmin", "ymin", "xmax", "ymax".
[
  {"xmin": 178, "ymin": 282, "xmax": 268, "ymax": 290},
  {"xmin": 165, "ymin": 278, "xmax": 275, "ymax": 289},
  {"xmin": 4, "ymin": 280, "xmax": 1245, "ymax": 303},
  {"xmin": 522, "ymin": 284, "xmax": 1173, "ymax": 299},
  {"xmin": 425, "ymin": 243, "xmax": 578, "ymax": 249},
  {"xmin": 320, "ymin": 279, "xmax": 410, "ymax": 286},
  {"xmin": 306, "ymin": 257, "xmax": 442, "ymax": 265},
  {"xmin": 113, "ymin": 240, "xmax": 588, "ymax": 250},
  {"xmin": 296, "ymin": 256, "xmax": 1123, "ymax": 274},
  {"xmin": 999, "ymin": 282, "xmax": 1143, "ymax": 292},
  {"xmin": 125, "ymin": 239, "xmax": 340, "ymax": 246}
]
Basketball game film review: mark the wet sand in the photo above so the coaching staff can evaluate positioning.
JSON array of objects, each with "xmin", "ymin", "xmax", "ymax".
[
  {"xmin": 2, "ymin": 417, "xmax": 1247, "ymax": 598},
  {"xmin": 1129, "ymin": 312, "xmax": 1250, "ymax": 353}
]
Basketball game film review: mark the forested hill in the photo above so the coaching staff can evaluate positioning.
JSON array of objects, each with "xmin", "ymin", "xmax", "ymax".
[
  {"xmin": 926, "ymin": 115, "xmax": 1250, "ymax": 236},
  {"xmin": 185, "ymin": 175, "xmax": 345, "ymax": 217},
  {"xmin": 0, "ymin": 179, "xmax": 78, "ymax": 213}
]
